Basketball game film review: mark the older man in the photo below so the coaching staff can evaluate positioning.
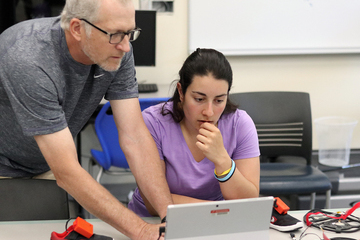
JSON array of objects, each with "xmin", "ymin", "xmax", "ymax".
[{"xmin": 0, "ymin": 0, "xmax": 172, "ymax": 239}]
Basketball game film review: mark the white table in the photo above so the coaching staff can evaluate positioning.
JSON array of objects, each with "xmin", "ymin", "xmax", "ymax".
[{"xmin": 1, "ymin": 209, "xmax": 359, "ymax": 240}]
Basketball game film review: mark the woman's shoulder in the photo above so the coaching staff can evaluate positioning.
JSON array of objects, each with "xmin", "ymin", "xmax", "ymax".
[
  {"xmin": 142, "ymin": 101, "xmax": 175, "ymax": 123},
  {"xmin": 220, "ymin": 109, "xmax": 257, "ymax": 133},
  {"xmin": 221, "ymin": 109, "xmax": 252, "ymax": 123}
]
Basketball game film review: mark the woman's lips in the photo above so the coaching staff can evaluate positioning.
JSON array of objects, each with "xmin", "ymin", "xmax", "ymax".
[{"xmin": 199, "ymin": 120, "xmax": 214, "ymax": 124}]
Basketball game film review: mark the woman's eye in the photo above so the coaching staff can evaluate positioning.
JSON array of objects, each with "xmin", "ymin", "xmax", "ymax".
[
  {"xmin": 195, "ymin": 98, "xmax": 203, "ymax": 102},
  {"xmin": 215, "ymin": 99, "xmax": 224, "ymax": 103}
]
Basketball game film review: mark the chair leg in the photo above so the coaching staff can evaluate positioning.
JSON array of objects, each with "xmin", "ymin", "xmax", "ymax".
[
  {"xmin": 310, "ymin": 192, "xmax": 316, "ymax": 209},
  {"xmin": 88, "ymin": 158, "xmax": 94, "ymax": 177},
  {"xmin": 96, "ymin": 167, "xmax": 104, "ymax": 183},
  {"xmin": 325, "ymin": 189, "xmax": 331, "ymax": 209}
]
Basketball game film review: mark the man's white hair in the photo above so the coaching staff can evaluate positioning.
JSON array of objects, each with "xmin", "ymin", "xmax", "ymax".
[{"xmin": 60, "ymin": 0, "xmax": 132, "ymax": 34}]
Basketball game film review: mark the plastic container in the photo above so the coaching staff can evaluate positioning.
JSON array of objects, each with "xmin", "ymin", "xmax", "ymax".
[{"xmin": 315, "ymin": 116, "xmax": 358, "ymax": 167}]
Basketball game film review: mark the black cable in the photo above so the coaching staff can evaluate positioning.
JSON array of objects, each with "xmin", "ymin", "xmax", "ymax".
[
  {"xmin": 158, "ymin": 226, "xmax": 165, "ymax": 240},
  {"xmin": 65, "ymin": 217, "xmax": 77, "ymax": 232},
  {"xmin": 330, "ymin": 238, "xmax": 357, "ymax": 240},
  {"xmin": 304, "ymin": 209, "xmax": 360, "ymax": 233}
]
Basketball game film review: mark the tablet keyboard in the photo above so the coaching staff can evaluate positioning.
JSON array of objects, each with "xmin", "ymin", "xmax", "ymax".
[{"xmin": 138, "ymin": 83, "xmax": 158, "ymax": 93}]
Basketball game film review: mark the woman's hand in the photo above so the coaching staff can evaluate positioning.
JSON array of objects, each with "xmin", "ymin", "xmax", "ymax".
[{"xmin": 196, "ymin": 122, "xmax": 230, "ymax": 167}]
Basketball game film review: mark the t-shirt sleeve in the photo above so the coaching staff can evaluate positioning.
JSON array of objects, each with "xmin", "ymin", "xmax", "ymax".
[
  {"xmin": 104, "ymin": 45, "xmax": 139, "ymax": 100},
  {"xmin": 232, "ymin": 110, "xmax": 260, "ymax": 160},
  {"xmin": 1, "ymin": 61, "xmax": 67, "ymax": 136},
  {"xmin": 141, "ymin": 105, "xmax": 164, "ymax": 160}
]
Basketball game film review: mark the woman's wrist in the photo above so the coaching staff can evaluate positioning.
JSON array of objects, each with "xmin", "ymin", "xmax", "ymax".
[
  {"xmin": 214, "ymin": 159, "xmax": 236, "ymax": 182},
  {"xmin": 214, "ymin": 157, "xmax": 233, "ymax": 176}
]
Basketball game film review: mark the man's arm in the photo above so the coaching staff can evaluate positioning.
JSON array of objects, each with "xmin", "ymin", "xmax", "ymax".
[
  {"xmin": 139, "ymin": 160, "xmax": 207, "ymax": 216},
  {"xmin": 110, "ymin": 98, "xmax": 173, "ymax": 218},
  {"xmin": 34, "ymin": 128, "xmax": 162, "ymax": 240}
]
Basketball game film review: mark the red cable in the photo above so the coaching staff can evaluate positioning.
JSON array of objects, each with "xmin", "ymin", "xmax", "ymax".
[{"xmin": 305, "ymin": 202, "xmax": 360, "ymax": 226}]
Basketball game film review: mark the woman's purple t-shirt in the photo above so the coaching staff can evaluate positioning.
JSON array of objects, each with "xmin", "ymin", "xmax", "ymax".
[{"xmin": 128, "ymin": 102, "xmax": 260, "ymax": 217}]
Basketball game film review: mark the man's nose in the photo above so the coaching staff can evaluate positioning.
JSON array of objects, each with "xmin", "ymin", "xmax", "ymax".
[{"xmin": 115, "ymin": 35, "xmax": 131, "ymax": 52}]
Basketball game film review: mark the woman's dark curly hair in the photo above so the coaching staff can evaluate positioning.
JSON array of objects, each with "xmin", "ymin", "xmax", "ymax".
[{"xmin": 162, "ymin": 48, "xmax": 238, "ymax": 122}]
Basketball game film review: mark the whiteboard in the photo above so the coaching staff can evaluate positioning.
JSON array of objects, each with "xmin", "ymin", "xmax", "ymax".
[{"xmin": 188, "ymin": 0, "xmax": 360, "ymax": 55}]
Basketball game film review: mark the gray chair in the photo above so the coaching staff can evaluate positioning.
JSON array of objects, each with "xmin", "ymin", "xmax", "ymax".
[
  {"xmin": 0, "ymin": 179, "xmax": 69, "ymax": 221},
  {"xmin": 230, "ymin": 91, "xmax": 332, "ymax": 209}
]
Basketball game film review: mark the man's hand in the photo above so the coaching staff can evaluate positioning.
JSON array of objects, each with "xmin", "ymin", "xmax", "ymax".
[{"xmin": 137, "ymin": 223, "xmax": 165, "ymax": 240}]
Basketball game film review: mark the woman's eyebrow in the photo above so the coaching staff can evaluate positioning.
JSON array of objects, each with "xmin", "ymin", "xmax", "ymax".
[
  {"xmin": 192, "ymin": 91, "xmax": 227, "ymax": 98},
  {"xmin": 192, "ymin": 91, "xmax": 206, "ymax": 96}
]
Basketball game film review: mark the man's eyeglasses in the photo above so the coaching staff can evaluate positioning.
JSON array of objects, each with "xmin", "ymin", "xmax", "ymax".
[{"xmin": 80, "ymin": 18, "xmax": 141, "ymax": 44}]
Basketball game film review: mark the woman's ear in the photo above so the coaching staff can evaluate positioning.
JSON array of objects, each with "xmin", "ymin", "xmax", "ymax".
[
  {"xmin": 177, "ymin": 82, "xmax": 184, "ymax": 102},
  {"xmin": 68, "ymin": 18, "xmax": 83, "ymax": 42}
]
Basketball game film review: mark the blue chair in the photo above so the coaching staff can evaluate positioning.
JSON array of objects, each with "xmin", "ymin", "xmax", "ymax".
[{"xmin": 90, "ymin": 98, "xmax": 169, "ymax": 182}]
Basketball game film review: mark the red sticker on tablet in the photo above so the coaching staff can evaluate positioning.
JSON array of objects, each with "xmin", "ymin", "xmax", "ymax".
[{"xmin": 211, "ymin": 209, "xmax": 230, "ymax": 214}]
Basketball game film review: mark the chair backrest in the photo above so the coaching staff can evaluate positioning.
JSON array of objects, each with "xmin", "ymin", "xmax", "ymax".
[
  {"xmin": 93, "ymin": 98, "xmax": 169, "ymax": 170},
  {"xmin": 229, "ymin": 91, "xmax": 312, "ymax": 165},
  {"xmin": 139, "ymin": 98, "xmax": 170, "ymax": 111},
  {"xmin": 0, "ymin": 179, "xmax": 69, "ymax": 221},
  {"xmin": 93, "ymin": 101, "xmax": 128, "ymax": 170}
]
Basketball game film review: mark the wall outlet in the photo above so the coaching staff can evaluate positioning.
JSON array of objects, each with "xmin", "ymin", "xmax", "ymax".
[
  {"xmin": 139, "ymin": 0, "xmax": 174, "ymax": 12},
  {"xmin": 152, "ymin": 1, "xmax": 174, "ymax": 12}
]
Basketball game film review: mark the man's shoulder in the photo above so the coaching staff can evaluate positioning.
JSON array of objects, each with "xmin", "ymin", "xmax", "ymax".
[
  {"xmin": 1, "ymin": 17, "xmax": 60, "ymax": 40},
  {"xmin": 0, "ymin": 17, "xmax": 62, "ymax": 60}
]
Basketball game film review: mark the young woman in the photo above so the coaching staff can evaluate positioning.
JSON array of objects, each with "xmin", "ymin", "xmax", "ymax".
[{"xmin": 128, "ymin": 48, "xmax": 260, "ymax": 217}]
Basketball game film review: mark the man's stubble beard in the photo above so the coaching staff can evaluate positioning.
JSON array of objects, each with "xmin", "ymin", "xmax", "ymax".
[{"xmin": 82, "ymin": 38, "xmax": 124, "ymax": 72}]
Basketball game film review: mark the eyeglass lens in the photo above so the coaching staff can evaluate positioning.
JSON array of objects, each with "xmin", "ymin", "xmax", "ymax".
[{"xmin": 110, "ymin": 30, "xmax": 141, "ymax": 44}]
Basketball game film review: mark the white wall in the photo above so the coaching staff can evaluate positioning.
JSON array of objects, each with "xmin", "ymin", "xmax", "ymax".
[{"xmin": 133, "ymin": 0, "xmax": 360, "ymax": 150}]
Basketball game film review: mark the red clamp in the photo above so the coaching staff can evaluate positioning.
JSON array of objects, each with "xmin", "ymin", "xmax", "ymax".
[
  {"xmin": 73, "ymin": 217, "xmax": 94, "ymax": 238},
  {"xmin": 51, "ymin": 217, "xmax": 94, "ymax": 240},
  {"xmin": 274, "ymin": 197, "xmax": 290, "ymax": 215}
]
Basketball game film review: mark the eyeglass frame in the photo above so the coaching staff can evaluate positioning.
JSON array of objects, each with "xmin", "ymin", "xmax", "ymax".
[{"xmin": 79, "ymin": 18, "xmax": 141, "ymax": 44}]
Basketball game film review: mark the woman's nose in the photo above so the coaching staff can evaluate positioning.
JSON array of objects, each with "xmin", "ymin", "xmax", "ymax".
[{"xmin": 202, "ymin": 102, "xmax": 214, "ymax": 117}]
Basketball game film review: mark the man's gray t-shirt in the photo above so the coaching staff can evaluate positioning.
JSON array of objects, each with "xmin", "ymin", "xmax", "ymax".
[{"xmin": 0, "ymin": 17, "xmax": 139, "ymax": 177}]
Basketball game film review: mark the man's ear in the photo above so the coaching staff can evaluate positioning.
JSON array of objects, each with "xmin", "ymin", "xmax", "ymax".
[
  {"xmin": 177, "ymin": 82, "xmax": 184, "ymax": 102},
  {"xmin": 68, "ymin": 18, "xmax": 83, "ymax": 41}
]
